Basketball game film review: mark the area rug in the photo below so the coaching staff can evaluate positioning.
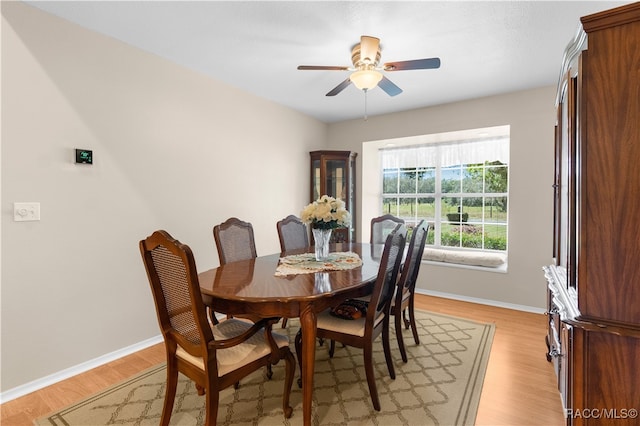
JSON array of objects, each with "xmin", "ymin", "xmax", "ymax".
[{"xmin": 35, "ymin": 310, "xmax": 494, "ymax": 426}]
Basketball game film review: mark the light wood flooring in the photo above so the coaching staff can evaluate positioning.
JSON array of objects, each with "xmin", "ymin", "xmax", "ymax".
[{"xmin": 1, "ymin": 294, "xmax": 566, "ymax": 425}]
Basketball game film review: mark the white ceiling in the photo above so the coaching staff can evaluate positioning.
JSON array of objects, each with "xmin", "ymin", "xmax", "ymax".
[{"xmin": 25, "ymin": 1, "xmax": 629, "ymax": 123}]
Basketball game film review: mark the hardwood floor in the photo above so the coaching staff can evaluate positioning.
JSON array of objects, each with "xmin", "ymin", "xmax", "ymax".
[
  {"xmin": 1, "ymin": 294, "xmax": 565, "ymax": 425},
  {"xmin": 417, "ymin": 295, "xmax": 565, "ymax": 425}
]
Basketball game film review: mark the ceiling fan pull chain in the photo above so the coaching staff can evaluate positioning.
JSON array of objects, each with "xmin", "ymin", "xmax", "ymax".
[{"xmin": 364, "ymin": 89, "xmax": 369, "ymax": 121}]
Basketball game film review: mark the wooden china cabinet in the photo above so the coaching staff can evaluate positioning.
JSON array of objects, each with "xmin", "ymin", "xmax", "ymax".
[
  {"xmin": 310, "ymin": 150, "xmax": 357, "ymax": 243},
  {"xmin": 543, "ymin": 3, "xmax": 640, "ymax": 425}
]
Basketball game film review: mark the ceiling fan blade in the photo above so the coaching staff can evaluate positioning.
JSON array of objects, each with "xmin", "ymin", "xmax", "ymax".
[
  {"xmin": 298, "ymin": 65, "xmax": 350, "ymax": 71},
  {"xmin": 360, "ymin": 36, "xmax": 380, "ymax": 64},
  {"xmin": 378, "ymin": 76, "xmax": 403, "ymax": 96},
  {"xmin": 326, "ymin": 78, "xmax": 352, "ymax": 96},
  {"xmin": 384, "ymin": 57, "xmax": 441, "ymax": 71}
]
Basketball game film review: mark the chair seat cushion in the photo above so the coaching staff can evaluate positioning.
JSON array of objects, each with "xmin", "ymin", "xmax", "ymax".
[
  {"xmin": 317, "ymin": 309, "xmax": 384, "ymax": 337},
  {"xmin": 176, "ymin": 318, "xmax": 289, "ymax": 377},
  {"xmin": 391, "ymin": 291, "xmax": 410, "ymax": 308}
]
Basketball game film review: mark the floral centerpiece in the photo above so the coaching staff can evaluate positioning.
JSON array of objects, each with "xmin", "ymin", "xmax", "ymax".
[
  {"xmin": 301, "ymin": 195, "xmax": 351, "ymax": 229},
  {"xmin": 301, "ymin": 195, "xmax": 350, "ymax": 261}
]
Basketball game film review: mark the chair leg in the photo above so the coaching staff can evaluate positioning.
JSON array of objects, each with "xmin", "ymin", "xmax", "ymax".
[
  {"xmin": 382, "ymin": 317, "xmax": 396, "ymax": 379},
  {"xmin": 363, "ymin": 344, "xmax": 381, "ymax": 411},
  {"xmin": 204, "ymin": 382, "xmax": 219, "ymax": 426},
  {"xmin": 266, "ymin": 364, "xmax": 273, "ymax": 379},
  {"xmin": 281, "ymin": 318, "xmax": 288, "ymax": 328},
  {"xmin": 395, "ymin": 309, "xmax": 408, "ymax": 363},
  {"xmin": 161, "ymin": 358, "xmax": 179, "ymax": 426},
  {"xmin": 402, "ymin": 308, "xmax": 410, "ymax": 329},
  {"xmin": 328, "ymin": 339, "xmax": 336, "ymax": 358},
  {"xmin": 281, "ymin": 348, "xmax": 295, "ymax": 419},
  {"xmin": 408, "ymin": 297, "xmax": 420, "ymax": 345}
]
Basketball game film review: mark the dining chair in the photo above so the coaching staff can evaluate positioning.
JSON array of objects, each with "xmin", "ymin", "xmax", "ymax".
[
  {"xmin": 370, "ymin": 214, "xmax": 405, "ymax": 245},
  {"xmin": 276, "ymin": 215, "xmax": 309, "ymax": 252},
  {"xmin": 295, "ymin": 223, "xmax": 407, "ymax": 411},
  {"xmin": 210, "ymin": 217, "xmax": 259, "ymax": 324},
  {"xmin": 140, "ymin": 230, "xmax": 295, "ymax": 425},
  {"xmin": 213, "ymin": 217, "xmax": 258, "ymax": 265},
  {"xmin": 391, "ymin": 220, "xmax": 429, "ymax": 363},
  {"xmin": 276, "ymin": 214, "xmax": 309, "ymax": 328}
]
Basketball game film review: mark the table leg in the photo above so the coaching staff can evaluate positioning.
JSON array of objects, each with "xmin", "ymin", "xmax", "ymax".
[{"xmin": 299, "ymin": 305, "xmax": 316, "ymax": 426}]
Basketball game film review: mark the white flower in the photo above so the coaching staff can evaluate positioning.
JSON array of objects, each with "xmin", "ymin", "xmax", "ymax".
[{"xmin": 300, "ymin": 195, "xmax": 351, "ymax": 229}]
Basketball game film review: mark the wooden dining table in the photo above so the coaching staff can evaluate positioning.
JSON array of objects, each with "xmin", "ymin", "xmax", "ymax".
[{"xmin": 198, "ymin": 242, "xmax": 383, "ymax": 426}]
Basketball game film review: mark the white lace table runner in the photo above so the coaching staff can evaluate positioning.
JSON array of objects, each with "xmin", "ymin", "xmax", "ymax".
[{"xmin": 275, "ymin": 251, "xmax": 362, "ymax": 276}]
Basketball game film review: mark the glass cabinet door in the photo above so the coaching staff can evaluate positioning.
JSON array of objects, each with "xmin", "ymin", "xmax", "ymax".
[
  {"xmin": 310, "ymin": 151, "xmax": 357, "ymax": 243},
  {"xmin": 312, "ymin": 159, "xmax": 321, "ymax": 201},
  {"xmin": 325, "ymin": 159, "xmax": 347, "ymax": 200}
]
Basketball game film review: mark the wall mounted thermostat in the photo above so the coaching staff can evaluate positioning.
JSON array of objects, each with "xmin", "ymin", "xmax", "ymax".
[{"xmin": 75, "ymin": 149, "xmax": 93, "ymax": 164}]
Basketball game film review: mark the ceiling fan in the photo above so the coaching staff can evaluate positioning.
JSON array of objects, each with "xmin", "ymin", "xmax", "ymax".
[{"xmin": 297, "ymin": 35, "xmax": 441, "ymax": 97}]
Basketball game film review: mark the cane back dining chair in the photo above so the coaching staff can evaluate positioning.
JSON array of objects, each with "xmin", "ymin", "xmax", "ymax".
[
  {"xmin": 276, "ymin": 215, "xmax": 309, "ymax": 328},
  {"xmin": 295, "ymin": 223, "xmax": 407, "ymax": 411},
  {"xmin": 210, "ymin": 217, "xmax": 258, "ymax": 324},
  {"xmin": 276, "ymin": 215, "xmax": 309, "ymax": 252},
  {"xmin": 370, "ymin": 214, "xmax": 405, "ymax": 245},
  {"xmin": 140, "ymin": 230, "xmax": 295, "ymax": 425},
  {"xmin": 213, "ymin": 217, "xmax": 258, "ymax": 265},
  {"xmin": 391, "ymin": 220, "xmax": 429, "ymax": 363}
]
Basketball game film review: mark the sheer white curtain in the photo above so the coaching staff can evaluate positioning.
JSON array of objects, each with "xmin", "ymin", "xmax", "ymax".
[{"xmin": 380, "ymin": 136, "xmax": 509, "ymax": 169}]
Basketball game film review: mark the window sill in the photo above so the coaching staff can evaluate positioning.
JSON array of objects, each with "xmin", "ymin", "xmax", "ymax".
[
  {"xmin": 421, "ymin": 248, "xmax": 508, "ymax": 273},
  {"xmin": 422, "ymin": 259, "xmax": 508, "ymax": 273}
]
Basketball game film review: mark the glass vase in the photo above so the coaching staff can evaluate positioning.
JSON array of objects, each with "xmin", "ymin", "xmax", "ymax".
[{"xmin": 312, "ymin": 228, "xmax": 332, "ymax": 261}]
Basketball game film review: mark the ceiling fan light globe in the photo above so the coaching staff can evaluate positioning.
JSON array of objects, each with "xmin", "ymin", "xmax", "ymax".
[{"xmin": 350, "ymin": 70, "xmax": 383, "ymax": 91}]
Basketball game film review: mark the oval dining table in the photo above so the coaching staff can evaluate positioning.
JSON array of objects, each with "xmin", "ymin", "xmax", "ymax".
[{"xmin": 198, "ymin": 242, "xmax": 384, "ymax": 426}]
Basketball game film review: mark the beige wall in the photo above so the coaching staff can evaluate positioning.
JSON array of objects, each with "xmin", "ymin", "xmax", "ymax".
[
  {"xmin": 1, "ymin": 1, "xmax": 556, "ymax": 396},
  {"xmin": 1, "ymin": 2, "xmax": 326, "ymax": 393},
  {"xmin": 326, "ymin": 86, "xmax": 556, "ymax": 310}
]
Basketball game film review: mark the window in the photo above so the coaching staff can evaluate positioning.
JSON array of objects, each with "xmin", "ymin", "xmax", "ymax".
[{"xmin": 379, "ymin": 128, "xmax": 509, "ymax": 253}]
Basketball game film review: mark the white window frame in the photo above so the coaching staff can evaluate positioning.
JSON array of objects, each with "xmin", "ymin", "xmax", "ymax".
[{"xmin": 362, "ymin": 125, "xmax": 510, "ymax": 263}]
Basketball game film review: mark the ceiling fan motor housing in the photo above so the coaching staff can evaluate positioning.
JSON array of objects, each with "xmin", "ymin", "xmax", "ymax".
[{"xmin": 351, "ymin": 43, "xmax": 381, "ymax": 69}]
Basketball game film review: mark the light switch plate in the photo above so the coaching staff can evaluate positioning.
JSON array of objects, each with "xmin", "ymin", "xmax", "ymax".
[{"xmin": 14, "ymin": 202, "xmax": 40, "ymax": 221}]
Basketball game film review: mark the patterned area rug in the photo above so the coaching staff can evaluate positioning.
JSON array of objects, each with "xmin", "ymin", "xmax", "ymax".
[{"xmin": 36, "ymin": 310, "xmax": 494, "ymax": 425}]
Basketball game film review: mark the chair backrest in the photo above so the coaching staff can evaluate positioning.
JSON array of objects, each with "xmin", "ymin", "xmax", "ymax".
[
  {"xmin": 213, "ymin": 217, "xmax": 258, "ymax": 265},
  {"xmin": 276, "ymin": 215, "xmax": 309, "ymax": 252},
  {"xmin": 140, "ymin": 230, "xmax": 213, "ymax": 359},
  {"xmin": 368, "ymin": 223, "xmax": 407, "ymax": 321},
  {"xmin": 396, "ymin": 220, "xmax": 429, "ymax": 302},
  {"xmin": 370, "ymin": 214, "xmax": 405, "ymax": 245}
]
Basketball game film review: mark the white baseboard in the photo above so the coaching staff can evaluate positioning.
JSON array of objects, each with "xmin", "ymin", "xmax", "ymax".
[
  {"xmin": 0, "ymin": 335, "xmax": 163, "ymax": 404},
  {"xmin": 416, "ymin": 288, "xmax": 546, "ymax": 314}
]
